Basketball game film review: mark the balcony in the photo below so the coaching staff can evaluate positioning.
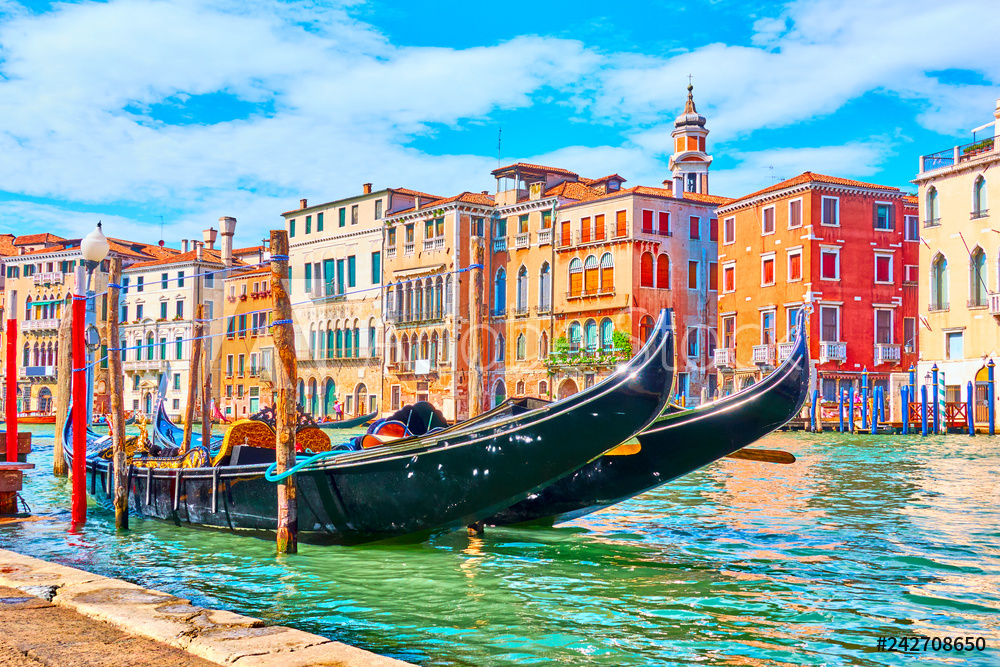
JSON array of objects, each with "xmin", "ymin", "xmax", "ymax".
[
  {"xmin": 776, "ymin": 342, "xmax": 796, "ymax": 362},
  {"xmin": 493, "ymin": 237, "xmax": 508, "ymax": 253},
  {"xmin": 511, "ymin": 305, "xmax": 530, "ymax": 317},
  {"xmin": 990, "ymin": 292, "xmax": 1000, "ymax": 317},
  {"xmin": 920, "ymin": 138, "xmax": 996, "ymax": 173},
  {"xmin": 537, "ymin": 229, "xmax": 552, "ymax": 246},
  {"xmin": 752, "ymin": 344, "xmax": 775, "ymax": 365},
  {"xmin": 927, "ymin": 302, "xmax": 949, "ymax": 313},
  {"xmin": 32, "ymin": 272, "xmax": 64, "ymax": 285},
  {"xmin": 123, "ymin": 359, "xmax": 161, "ymax": 372},
  {"xmin": 537, "ymin": 301, "xmax": 552, "ymax": 315},
  {"xmin": 514, "ymin": 233, "xmax": 530, "ymax": 250},
  {"xmin": 874, "ymin": 343, "xmax": 901, "ymax": 365},
  {"xmin": 968, "ymin": 297, "xmax": 988, "ymax": 309},
  {"xmin": 923, "ymin": 218, "xmax": 941, "ymax": 228},
  {"xmin": 819, "ymin": 341, "xmax": 847, "ymax": 363},
  {"xmin": 490, "ymin": 307, "xmax": 506, "ymax": 318},
  {"xmin": 403, "ymin": 242, "xmax": 415, "ymax": 256},
  {"xmin": 20, "ymin": 366, "xmax": 55, "ymax": 378},
  {"xmin": 713, "ymin": 348, "xmax": 736, "ymax": 368},
  {"xmin": 971, "ymin": 209, "xmax": 989, "ymax": 220},
  {"xmin": 422, "ymin": 237, "xmax": 445, "ymax": 252},
  {"xmin": 22, "ymin": 318, "xmax": 60, "ymax": 332},
  {"xmin": 386, "ymin": 247, "xmax": 397, "ymax": 259}
]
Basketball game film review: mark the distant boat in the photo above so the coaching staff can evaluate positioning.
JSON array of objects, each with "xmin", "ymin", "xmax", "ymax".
[
  {"xmin": 17, "ymin": 412, "xmax": 55, "ymax": 424},
  {"xmin": 315, "ymin": 410, "xmax": 378, "ymax": 429}
]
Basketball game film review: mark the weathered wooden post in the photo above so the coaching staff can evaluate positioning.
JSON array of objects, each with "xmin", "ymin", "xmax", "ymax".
[
  {"xmin": 270, "ymin": 230, "xmax": 297, "ymax": 554},
  {"xmin": 468, "ymin": 238, "xmax": 484, "ymax": 418},
  {"xmin": 53, "ymin": 314, "xmax": 72, "ymax": 476},
  {"xmin": 106, "ymin": 257, "xmax": 127, "ymax": 530},
  {"xmin": 201, "ymin": 313, "xmax": 212, "ymax": 450},
  {"xmin": 181, "ymin": 304, "xmax": 204, "ymax": 453}
]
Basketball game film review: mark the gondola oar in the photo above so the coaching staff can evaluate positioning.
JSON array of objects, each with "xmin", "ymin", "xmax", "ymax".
[{"xmin": 724, "ymin": 448, "xmax": 796, "ymax": 464}]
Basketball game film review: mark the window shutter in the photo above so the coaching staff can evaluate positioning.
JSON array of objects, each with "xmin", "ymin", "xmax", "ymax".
[
  {"xmin": 656, "ymin": 255, "xmax": 669, "ymax": 289},
  {"xmin": 640, "ymin": 254, "xmax": 654, "ymax": 287},
  {"xmin": 594, "ymin": 214, "xmax": 605, "ymax": 240}
]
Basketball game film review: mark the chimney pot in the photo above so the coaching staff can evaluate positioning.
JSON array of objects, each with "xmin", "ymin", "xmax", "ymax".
[
  {"xmin": 219, "ymin": 216, "xmax": 237, "ymax": 268},
  {"xmin": 300, "ymin": 198, "xmax": 308, "ymax": 209},
  {"xmin": 363, "ymin": 183, "xmax": 372, "ymax": 195},
  {"xmin": 203, "ymin": 227, "xmax": 217, "ymax": 251},
  {"xmin": 415, "ymin": 196, "xmax": 421, "ymax": 211},
  {"xmin": 195, "ymin": 242, "xmax": 204, "ymax": 262},
  {"xmin": 181, "ymin": 239, "xmax": 189, "ymax": 252}
]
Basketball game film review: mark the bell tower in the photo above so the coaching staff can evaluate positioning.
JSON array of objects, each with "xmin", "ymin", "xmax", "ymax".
[{"xmin": 668, "ymin": 83, "xmax": 712, "ymax": 195}]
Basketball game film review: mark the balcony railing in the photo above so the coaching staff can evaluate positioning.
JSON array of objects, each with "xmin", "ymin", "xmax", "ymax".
[
  {"xmin": 537, "ymin": 301, "xmax": 552, "ymax": 315},
  {"xmin": 776, "ymin": 342, "xmax": 796, "ymax": 362},
  {"xmin": 923, "ymin": 218, "xmax": 941, "ymax": 228},
  {"xmin": 512, "ymin": 305, "xmax": 530, "ymax": 317},
  {"xmin": 490, "ymin": 307, "xmax": 506, "ymax": 318},
  {"xmin": 422, "ymin": 237, "xmax": 445, "ymax": 251},
  {"xmin": 971, "ymin": 209, "xmax": 989, "ymax": 220},
  {"xmin": 968, "ymin": 297, "xmax": 988, "ymax": 308},
  {"xmin": 920, "ymin": 138, "xmax": 996, "ymax": 173},
  {"xmin": 32, "ymin": 272, "xmax": 64, "ymax": 285},
  {"xmin": 386, "ymin": 246, "xmax": 396, "ymax": 259},
  {"xmin": 714, "ymin": 348, "xmax": 736, "ymax": 367},
  {"xmin": 752, "ymin": 344, "xmax": 775, "ymax": 365},
  {"xmin": 493, "ymin": 237, "xmax": 508, "ymax": 253},
  {"xmin": 22, "ymin": 318, "xmax": 60, "ymax": 332},
  {"xmin": 874, "ymin": 343, "xmax": 901, "ymax": 365},
  {"xmin": 928, "ymin": 302, "xmax": 949, "ymax": 313},
  {"xmin": 819, "ymin": 341, "xmax": 847, "ymax": 363},
  {"xmin": 514, "ymin": 233, "xmax": 530, "ymax": 249},
  {"xmin": 537, "ymin": 228, "xmax": 552, "ymax": 246},
  {"xmin": 123, "ymin": 359, "xmax": 161, "ymax": 372},
  {"xmin": 403, "ymin": 242, "xmax": 415, "ymax": 256}
]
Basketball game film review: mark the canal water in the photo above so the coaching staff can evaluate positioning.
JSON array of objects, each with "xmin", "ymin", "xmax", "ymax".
[{"xmin": 2, "ymin": 426, "xmax": 998, "ymax": 666}]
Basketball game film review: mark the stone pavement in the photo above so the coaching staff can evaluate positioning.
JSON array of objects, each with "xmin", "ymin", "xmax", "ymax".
[{"xmin": 0, "ymin": 550, "xmax": 413, "ymax": 666}]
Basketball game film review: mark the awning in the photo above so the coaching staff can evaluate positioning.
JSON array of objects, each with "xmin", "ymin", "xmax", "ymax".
[{"xmin": 392, "ymin": 264, "xmax": 446, "ymax": 279}]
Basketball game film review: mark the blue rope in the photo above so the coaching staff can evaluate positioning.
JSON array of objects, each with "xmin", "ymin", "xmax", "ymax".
[
  {"xmin": 264, "ymin": 449, "xmax": 351, "ymax": 482},
  {"xmin": 270, "ymin": 254, "xmax": 289, "ymax": 261}
]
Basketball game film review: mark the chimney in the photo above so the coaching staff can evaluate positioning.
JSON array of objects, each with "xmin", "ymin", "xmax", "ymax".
[
  {"xmin": 481, "ymin": 190, "xmax": 488, "ymax": 195},
  {"xmin": 415, "ymin": 196, "xmax": 421, "ymax": 211},
  {"xmin": 181, "ymin": 239, "xmax": 189, "ymax": 253},
  {"xmin": 195, "ymin": 241, "xmax": 204, "ymax": 263},
  {"xmin": 203, "ymin": 227, "xmax": 217, "ymax": 251},
  {"xmin": 363, "ymin": 183, "xmax": 372, "ymax": 195},
  {"xmin": 219, "ymin": 216, "xmax": 237, "ymax": 268},
  {"xmin": 661, "ymin": 179, "xmax": 673, "ymax": 194},
  {"xmin": 300, "ymin": 198, "xmax": 308, "ymax": 209},
  {"xmin": 674, "ymin": 176, "xmax": 684, "ymax": 199}
]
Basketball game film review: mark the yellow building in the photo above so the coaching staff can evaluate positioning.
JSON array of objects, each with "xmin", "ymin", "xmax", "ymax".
[
  {"xmin": 219, "ymin": 267, "xmax": 275, "ymax": 419},
  {"xmin": 914, "ymin": 97, "xmax": 1000, "ymax": 417}
]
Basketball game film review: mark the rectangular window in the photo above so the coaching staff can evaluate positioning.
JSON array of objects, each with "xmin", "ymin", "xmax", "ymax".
[
  {"xmin": 348, "ymin": 255, "xmax": 356, "ymax": 287},
  {"xmin": 339, "ymin": 207, "xmax": 346, "ymax": 227},
  {"xmin": 642, "ymin": 210, "xmax": 654, "ymax": 234},
  {"xmin": 173, "ymin": 373, "xmax": 181, "ymax": 390},
  {"xmin": 238, "ymin": 354, "xmax": 245, "ymax": 376},
  {"xmin": 159, "ymin": 337, "xmax": 166, "ymax": 360},
  {"xmin": 820, "ymin": 248, "xmax": 840, "ymax": 280},
  {"xmin": 177, "ymin": 271, "xmax": 184, "ymax": 287},
  {"xmin": 226, "ymin": 317, "xmax": 235, "ymax": 339},
  {"xmin": 788, "ymin": 199, "xmax": 802, "ymax": 228},
  {"xmin": 787, "ymin": 306, "xmax": 802, "ymax": 339},
  {"xmin": 306, "ymin": 215, "xmax": 314, "ymax": 234},
  {"xmin": 723, "ymin": 315, "xmax": 735, "ymax": 348},
  {"xmin": 787, "ymin": 249, "xmax": 802, "ymax": 281},
  {"xmin": 305, "ymin": 263, "xmax": 312, "ymax": 293},
  {"xmin": 175, "ymin": 337, "xmax": 183, "ymax": 360},
  {"xmin": 205, "ymin": 271, "xmax": 214, "ymax": 288},
  {"xmin": 615, "ymin": 210, "xmax": 627, "ymax": 236},
  {"xmin": 226, "ymin": 355, "xmax": 234, "ymax": 376},
  {"xmin": 821, "ymin": 197, "xmax": 839, "ymax": 226},
  {"xmin": 317, "ymin": 211, "xmax": 324, "ymax": 231},
  {"xmin": 677, "ymin": 372, "xmax": 689, "ymax": 397},
  {"xmin": 820, "ymin": 306, "xmax": 839, "ymax": 342},
  {"xmin": 351, "ymin": 204, "xmax": 359, "ymax": 225},
  {"xmin": 876, "ymin": 309, "xmax": 893, "ymax": 344},
  {"xmin": 723, "ymin": 263, "xmax": 735, "ymax": 293},
  {"xmin": 289, "ymin": 219, "xmax": 295, "ymax": 237},
  {"xmin": 172, "ymin": 399, "xmax": 180, "ymax": 410},
  {"xmin": 709, "ymin": 262, "xmax": 718, "ymax": 291},
  {"xmin": 175, "ymin": 300, "xmax": 183, "ymax": 319},
  {"xmin": 904, "ymin": 264, "xmax": 919, "ymax": 283},
  {"xmin": 723, "ymin": 216, "xmax": 735, "ymax": 244},
  {"xmin": 688, "ymin": 261, "xmax": 698, "ymax": 289},
  {"xmin": 761, "ymin": 310, "xmax": 775, "ymax": 344},
  {"xmin": 518, "ymin": 214, "xmax": 529, "ymax": 234},
  {"xmin": 375, "ymin": 200, "xmax": 383, "ymax": 219},
  {"xmin": 581, "ymin": 216, "xmax": 591, "ymax": 243},
  {"xmin": 160, "ymin": 302, "xmax": 168, "ymax": 320},
  {"xmin": 120, "ymin": 304, "xmax": 128, "ymax": 322},
  {"xmin": 337, "ymin": 259, "xmax": 345, "ymax": 295},
  {"xmin": 905, "ymin": 215, "xmax": 918, "ymax": 241},
  {"xmin": 709, "ymin": 218, "xmax": 718, "ymax": 242},
  {"xmin": 762, "ymin": 206, "xmax": 775, "ymax": 234},
  {"xmin": 472, "ymin": 217, "xmax": 484, "ymax": 236},
  {"xmin": 686, "ymin": 327, "xmax": 699, "ymax": 357},
  {"xmin": 689, "ymin": 216, "xmax": 700, "ymax": 240},
  {"xmin": 238, "ymin": 314, "xmax": 247, "ymax": 336},
  {"xmin": 161, "ymin": 273, "xmax": 168, "ymax": 289},
  {"xmin": 541, "ymin": 210, "xmax": 552, "ymax": 229},
  {"xmin": 875, "ymin": 253, "xmax": 893, "ymax": 283},
  {"xmin": 761, "ymin": 255, "xmax": 775, "ymax": 286},
  {"xmin": 658, "ymin": 211, "xmax": 670, "ymax": 236},
  {"xmin": 226, "ymin": 385, "xmax": 233, "ymax": 398},
  {"xmin": 133, "ymin": 375, "xmax": 140, "ymax": 390},
  {"xmin": 424, "ymin": 219, "xmax": 434, "ymax": 238},
  {"xmin": 594, "ymin": 213, "xmax": 605, "ymax": 240},
  {"xmin": 137, "ymin": 276, "xmax": 144, "ymax": 292},
  {"xmin": 904, "ymin": 317, "xmax": 916, "ymax": 351},
  {"xmin": 387, "ymin": 227, "xmax": 396, "ymax": 246},
  {"xmin": 137, "ymin": 304, "xmax": 143, "ymax": 319},
  {"xmin": 250, "ymin": 353, "xmax": 258, "ymax": 376},
  {"xmin": 405, "ymin": 224, "xmax": 414, "ymax": 243},
  {"xmin": 874, "ymin": 203, "xmax": 893, "ymax": 230},
  {"xmin": 946, "ymin": 331, "xmax": 963, "ymax": 360},
  {"xmin": 371, "ymin": 251, "xmax": 381, "ymax": 284}
]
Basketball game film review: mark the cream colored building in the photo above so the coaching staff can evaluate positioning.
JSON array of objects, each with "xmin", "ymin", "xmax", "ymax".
[{"xmin": 914, "ymin": 98, "xmax": 1000, "ymax": 416}]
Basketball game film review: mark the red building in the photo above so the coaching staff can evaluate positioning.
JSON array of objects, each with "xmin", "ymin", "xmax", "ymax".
[{"xmin": 714, "ymin": 172, "xmax": 919, "ymax": 399}]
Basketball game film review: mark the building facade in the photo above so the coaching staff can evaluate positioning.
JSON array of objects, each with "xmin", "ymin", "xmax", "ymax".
[
  {"xmin": 914, "ymin": 98, "xmax": 1000, "ymax": 416},
  {"xmin": 714, "ymin": 172, "xmax": 919, "ymax": 400},
  {"xmin": 219, "ymin": 266, "xmax": 274, "ymax": 419}
]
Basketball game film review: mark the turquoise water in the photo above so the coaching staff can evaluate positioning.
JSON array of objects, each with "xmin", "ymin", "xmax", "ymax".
[{"xmin": 2, "ymin": 426, "xmax": 999, "ymax": 666}]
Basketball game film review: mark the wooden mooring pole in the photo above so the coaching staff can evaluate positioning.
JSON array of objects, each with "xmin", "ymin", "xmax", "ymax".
[
  {"xmin": 52, "ymin": 313, "xmax": 71, "ymax": 476},
  {"xmin": 201, "ymin": 334, "xmax": 212, "ymax": 454},
  {"xmin": 271, "ymin": 230, "xmax": 297, "ymax": 554},
  {"xmin": 181, "ymin": 304, "xmax": 204, "ymax": 453},
  {"xmin": 107, "ymin": 257, "xmax": 127, "ymax": 530},
  {"xmin": 468, "ymin": 238, "xmax": 484, "ymax": 419}
]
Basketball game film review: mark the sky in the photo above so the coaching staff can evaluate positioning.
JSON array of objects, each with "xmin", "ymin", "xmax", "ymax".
[{"xmin": 0, "ymin": 0, "xmax": 998, "ymax": 247}]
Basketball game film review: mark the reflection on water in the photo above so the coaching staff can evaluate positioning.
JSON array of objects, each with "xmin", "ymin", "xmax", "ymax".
[{"xmin": 3, "ymin": 426, "xmax": 999, "ymax": 666}]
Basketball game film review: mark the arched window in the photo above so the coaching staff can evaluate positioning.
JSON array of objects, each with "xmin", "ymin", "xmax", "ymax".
[
  {"xmin": 146, "ymin": 333, "xmax": 155, "ymax": 361},
  {"xmin": 600, "ymin": 253, "xmax": 614, "ymax": 292},
  {"xmin": 24, "ymin": 296, "xmax": 31, "ymax": 321},
  {"xmin": 424, "ymin": 278, "xmax": 434, "ymax": 320},
  {"xmin": 386, "ymin": 285, "xmax": 396, "ymax": 322},
  {"xmin": 973, "ymin": 176, "xmax": 988, "ymax": 217},
  {"xmin": 970, "ymin": 247, "xmax": 987, "ymax": 306},
  {"xmin": 494, "ymin": 380, "xmax": 507, "ymax": 407},
  {"xmin": 32, "ymin": 343, "xmax": 39, "ymax": 366},
  {"xmin": 368, "ymin": 318, "xmax": 377, "ymax": 357},
  {"xmin": 344, "ymin": 327, "xmax": 353, "ymax": 358},
  {"xmin": 336, "ymin": 327, "xmax": 344, "ymax": 358},
  {"xmin": 444, "ymin": 275, "xmax": 453, "ymax": 315},
  {"xmin": 927, "ymin": 186, "xmax": 940, "ymax": 222},
  {"xmin": 22, "ymin": 344, "xmax": 29, "ymax": 367},
  {"xmin": 496, "ymin": 334, "xmax": 505, "ymax": 361},
  {"xmin": 389, "ymin": 334, "xmax": 397, "ymax": 364},
  {"xmin": 538, "ymin": 380, "xmax": 548, "ymax": 396},
  {"xmin": 569, "ymin": 321, "xmax": 581, "ymax": 353},
  {"xmin": 396, "ymin": 283, "xmax": 405, "ymax": 322},
  {"xmin": 539, "ymin": 262, "xmax": 552, "ymax": 311},
  {"xmin": 516, "ymin": 333, "xmax": 526, "ymax": 360},
  {"xmin": 640, "ymin": 252, "xmax": 654, "ymax": 287},
  {"xmin": 441, "ymin": 330, "xmax": 450, "ymax": 362},
  {"xmin": 516, "ymin": 380, "xmax": 525, "ymax": 395},
  {"xmin": 600, "ymin": 318, "xmax": 614, "ymax": 352},
  {"xmin": 639, "ymin": 315, "xmax": 655, "ymax": 344},
  {"xmin": 309, "ymin": 328, "xmax": 317, "ymax": 360},
  {"xmin": 403, "ymin": 283, "xmax": 412, "ymax": 321},
  {"xmin": 494, "ymin": 268, "xmax": 507, "ymax": 315},
  {"xmin": 931, "ymin": 253, "xmax": 948, "ymax": 310},
  {"xmin": 353, "ymin": 319, "xmax": 360, "ymax": 357},
  {"xmin": 516, "ymin": 265, "xmax": 529, "ymax": 312},
  {"xmin": 539, "ymin": 331, "xmax": 549, "ymax": 358},
  {"xmin": 430, "ymin": 331, "xmax": 439, "ymax": 364},
  {"xmin": 656, "ymin": 254, "xmax": 670, "ymax": 289},
  {"xmin": 309, "ymin": 378, "xmax": 318, "ymax": 416},
  {"xmin": 401, "ymin": 333, "xmax": 409, "ymax": 361},
  {"xmin": 584, "ymin": 319, "xmax": 598, "ymax": 351},
  {"xmin": 326, "ymin": 327, "xmax": 334, "ymax": 359},
  {"xmin": 568, "ymin": 258, "xmax": 583, "ymax": 296},
  {"xmin": 420, "ymin": 332, "xmax": 429, "ymax": 360},
  {"xmin": 584, "ymin": 255, "xmax": 599, "ymax": 294},
  {"xmin": 434, "ymin": 276, "xmax": 444, "ymax": 319}
]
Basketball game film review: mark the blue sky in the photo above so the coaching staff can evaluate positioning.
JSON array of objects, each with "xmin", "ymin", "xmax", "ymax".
[{"xmin": 0, "ymin": 0, "xmax": 998, "ymax": 246}]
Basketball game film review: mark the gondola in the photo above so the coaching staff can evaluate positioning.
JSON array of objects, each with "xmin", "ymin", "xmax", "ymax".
[
  {"xmin": 489, "ymin": 311, "xmax": 810, "ymax": 526},
  {"xmin": 63, "ymin": 309, "xmax": 675, "ymax": 545},
  {"xmin": 316, "ymin": 410, "xmax": 378, "ymax": 429},
  {"xmin": 152, "ymin": 397, "xmax": 224, "ymax": 450}
]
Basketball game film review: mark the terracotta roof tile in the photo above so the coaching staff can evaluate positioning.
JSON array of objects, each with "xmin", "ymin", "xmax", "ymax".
[
  {"xmin": 543, "ymin": 181, "xmax": 602, "ymax": 201},
  {"xmin": 387, "ymin": 191, "xmax": 495, "ymax": 217},
  {"xmin": 729, "ymin": 172, "xmax": 902, "ymax": 204},
  {"xmin": 491, "ymin": 162, "xmax": 579, "ymax": 178},
  {"xmin": 14, "ymin": 233, "xmax": 65, "ymax": 246},
  {"xmin": 390, "ymin": 187, "xmax": 442, "ymax": 200},
  {"xmin": 126, "ymin": 248, "xmax": 228, "ymax": 270},
  {"xmin": 0, "ymin": 234, "xmax": 17, "ymax": 257},
  {"xmin": 579, "ymin": 174, "xmax": 627, "ymax": 185},
  {"xmin": 233, "ymin": 245, "xmax": 265, "ymax": 255}
]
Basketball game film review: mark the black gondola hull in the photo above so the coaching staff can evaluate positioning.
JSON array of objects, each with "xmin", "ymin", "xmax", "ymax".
[{"xmin": 489, "ymin": 315, "xmax": 810, "ymax": 526}]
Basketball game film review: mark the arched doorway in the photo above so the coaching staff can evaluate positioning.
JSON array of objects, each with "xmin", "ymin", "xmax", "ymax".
[
  {"xmin": 37, "ymin": 387, "xmax": 52, "ymax": 413},
  {"xmin": 355, "ymin": 384, "xmax": 368, "ymax": 416},
  {"xmin": 309, "ymin": 378, "xmax": 318, "ymax": 416},
  {"xmin": 975, "ymin": 365, "xmax": 990, "ymax": 424},
  {"xmin": 741, "ymin": 376, "xmax": 756, "ymax": 390},
  {"xmin": 143, "ymin": 391, "xmax": 153, "ymax": 415},
  {"xmin": 558, "ymin": 378, "xmax": 578, "ymax": 399},
  {"xmin": 493, "ymin": 380, "xmax": 506, "ymax": 407},
  {"xmin": 323, "ymin": 379, "xmax": 336, "ymax": 416}
]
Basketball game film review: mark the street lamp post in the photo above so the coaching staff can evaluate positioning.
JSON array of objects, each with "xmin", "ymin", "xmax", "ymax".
[{"xmin": 71, "ymin": 222, "xmax": 110, "ymax": 527}]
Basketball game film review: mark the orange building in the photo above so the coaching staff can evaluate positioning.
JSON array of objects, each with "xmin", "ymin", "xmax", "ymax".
[
  {"xmin": 219, "ymin": 267, "xmax": 275, "ymax": 419},
  {"xmin": 714, "ymin": 172, "xmax": 919, "ymax": 399}
]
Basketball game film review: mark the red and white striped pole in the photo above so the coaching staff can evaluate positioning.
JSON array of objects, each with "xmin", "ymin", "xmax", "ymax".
[
  {"xmin": 5, "ymin": 318, "xmax": 17, "ymax": 464},
  {"xmin": 71, "ymin": 266, "xmax": 87, "ymax": 526}
]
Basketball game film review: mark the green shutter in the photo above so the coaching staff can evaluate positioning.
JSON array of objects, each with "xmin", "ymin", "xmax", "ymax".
[
  {"xmin": 290, "ymin": 219, "xmax": 295, "ymax": 237},
  {"xmin": 317, "ymin": 212, "xmax": 324, "ymax": 231},
  {"xmin": 337, "ymin": 259, "xmax": 345, "ymax": 295},
  {"xmin": 371, "ymin": 251, "xmax": 380, "ymax": 284},
  {"xmin": 305, "ymin": 263, "xmax": 312, "ymax": 292},
  {"xmin": 348, "ymin": 255, "xmax": 356, "ymax": 288},
  {"xmin": 339, "ymin": 208, "xmax": 346, "ymax": 227}
]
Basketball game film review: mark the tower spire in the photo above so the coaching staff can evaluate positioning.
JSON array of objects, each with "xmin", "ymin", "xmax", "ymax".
[
  {"xmin": 684, "ymin": 82, "xmax": 697, "ymax": 114},
  {"xmin": 668, "ymin": 81, "xmax": 712, "ymax": 196}
]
